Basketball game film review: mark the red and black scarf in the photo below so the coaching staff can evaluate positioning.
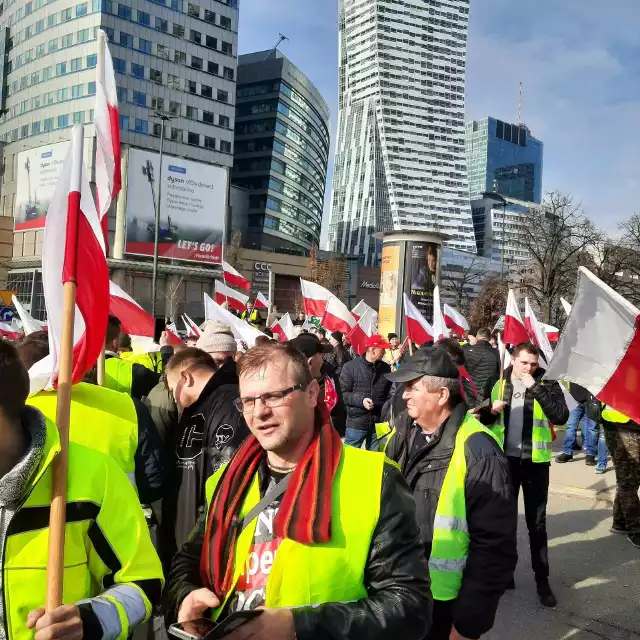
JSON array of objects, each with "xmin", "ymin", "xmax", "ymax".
[{"xmin": 200, "ymin": 408, "xmax": 343, "ymax": 599}]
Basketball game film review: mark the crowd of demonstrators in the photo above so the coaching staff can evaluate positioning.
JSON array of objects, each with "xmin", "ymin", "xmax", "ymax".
[
  {"xmin": 340, "ymin": 335, "xmax": 392, "ymax": 451},
  {"xmin": 164, "ymin": 341, "xmax": 432, "ymax": 640},
  {"xmin": 325, "ymin": 330, "xmax": 352, "ymax": 377},
  {"xmin": 462, "ymin": 327, "xmax": 500, "ymax": 402}
]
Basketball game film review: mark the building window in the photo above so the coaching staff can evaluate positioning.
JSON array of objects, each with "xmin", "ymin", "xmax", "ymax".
[
  {"xmin": 56, "ymin": 62, "xmax": 67, "ymax": 75},
  {"xmin": 88, "ymin": 81, "xmax": 96, "ymax": 95},
  {"xmin": 189, "ymin": 29, "xmax": 201, "ymax": 44},
  {"xmin": 157, "ymin": 44, "xmax": 169, "ymax": 60},
  {"xmin": 220, "ymin": 15, "xmax": 231, "ymax": 29},
  {"xmin": 48, "ymin": 14, "xmax": 57, "ymax": 27},
  {"xmin": 155, "ymin": 17, "xmax": 168, "ymax": 32},
  {"xmin": 187, "ymin": 2, "xmax": 199, "ymax": 17},
  {"xmin": 152, "ymin": 122, "xmax": 161, "ymax": 137},
  {"xmin": 167, "ymin": 74, "xmax": 181, "ymax": 89},
  {"xmin": 223, "ymin": 66, "xmax": 234, "ymax": 80},
  {"xmin": 151, "ymin": 96, "xmax": 164, "ymax": 110},
  {"xmin": 202, "ymin": 111, "xmax": 214, "ymax": 124},
  {"xmin": 58, "ymin": 114, "xmax": 69, "ymax": 128},
  {"xmin": 31, "ymin": 71, "xmax": 40, "ymax": 84},
  {"xmin": 170, "ymin": 128, "xmax": 183, "ymax": 142},
  {"xmin": 36, "ymin": 19, "xmax": 44, "ymax": 33},
  {"xmin": 120, "ymin": 32, "xmax": 133, "ymax": 47},
  {"xmin": 205, "ymin": 35, "xmax": 217, "ymax": 50},
  {"xmin": 57, "ymin": 88, "xmax": 68, "ymax": 101},
  {"xmin": 87, "ymin": 54, "xmax": 97, "ymax": 67},
  {"xmin": 207, "ymin": 62, "xmax": 219, "ymax": 76},
  {"xmin": 71, "ymin": 58, "xmax": 82, "ymax": 71},
  {"xmin": 186, "ymin": 105, "xmax": 197, "ymax": 119},
  {"xmin": 21, "ymin": 125, "xmax": 29, "ymax": 139},
  {"xmin": 43, "ymin": 67, "xmax": 52, "ymax": 80},
  {"xmin": 119, "ymin": 114, "xmax": 129, "ymax": 130},
  {"xmin": 217, "ymin": 89, "xmax": 228, "ymax": 103},
  {"xmin": 76, "ymin": 2, "xmax": 88, "ymax": 16},
  {"xmin": 173, "ymin": 24, "xmax": 184, "ymax": 38},
  {"xmin": 25, "ymin": 1, "xmax": 34, "ymax": 14},
  {"xmin": 137, "ymin": 10, "xmax": 150, "ymax": 26},
  {"xmin": 131, "ymin": 63, "xmax": 144, "ymax": 78},
  {"xmin": 201, "ymin": 85, "xmax": 212, "ymax": 98},
  {"xmin": 188, "ymin": 80, "xmax": 197, "ymax": 94},
  {"xmin": 174, "ymin": 51, "xmax": 186, "ymax": 64},
  {"xmin": 62, "ymin": 34, "xmax": 73, "ymax": 48},
  {"xmin": 204, "ymin": 136, "xmax": 215, "ymax": 150},
  {"xmin": 150, "ymin": 69, "xmax": 163, "ymax": 84},
  {"xmin": 191, "ymin": 56, "xmax": 203, "ymax": 70},
  {"xmin": 32, "ymin": 121, "xmax": 41, "ymax": 135},
  {"xmin": 221, "ymin": 41, "xmax": 232, "ymax": 55},
  {"xmin": 77, "ymin": 29, "xmax": 89, "ymax": 43},
  {"xmin": 36, "ymin": 44, "xmax": 45, "ymax": 58},
  {"xmin": 44, "ymin": 118, "xmax": 53, "ymax": 131},
  {"xmin": 220, "ymin": 140, "xmax": 231, "ymax": 153},
  {"xmin": 48, "ymin": 39, "xmax": 58, "ymax": 53},
  {"xmin": 204, "ymin": 9, "xmax": 215, "ymax": 23},
  {"xmin": 133, "ymin": 91, "xmax": 146, "ymax": 106},
  {"xmin": 117, "ymin": 86, "xmax": 127, "ymax": 102},
  {"xmin": 118, "ymin": 4, "xmax": 131, "ymax": 19},
  {"xmin": 61, "ymin": 8, "xmax": 72, "ymax": 21},
  {"xmin": 169, "ymin": 101, "xmax": 180, "ymax": 115},
  {"xmin": 73, "ymin": 111, "xmax": 85, "ymax": 124},
  {"xmin": 134, "ymin": 119, "xmax": 148, "ymax": 134},
  {"xmin": 219, "ymin": 114, "xmax": 230, "ymax": 128},
  {"xmin": 113, "ymin": 57, "xmax": 126, "ymax": 73},
  {"xmin": 138, "ymin": 38, "xmax": 152, "ymax": 54},
  {"xmin": 188, "ymin": 132, "xmax": 199, "ymax": 146},
  {"xmin": 72, "ymin": 84, "xmax": 83, "ymax": 98}
]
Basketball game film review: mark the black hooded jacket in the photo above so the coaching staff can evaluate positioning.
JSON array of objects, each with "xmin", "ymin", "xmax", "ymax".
[{"xmin": 462, "ymin": 340, "xmax": 500, "ymax": 402}]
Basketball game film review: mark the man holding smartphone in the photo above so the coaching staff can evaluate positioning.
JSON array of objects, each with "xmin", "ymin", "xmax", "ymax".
[{"xmin": 165, "ymin": 342, "xmax": 432, "ymax": 640}]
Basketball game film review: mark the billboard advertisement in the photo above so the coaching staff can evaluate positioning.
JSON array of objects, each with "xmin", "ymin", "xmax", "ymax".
[
  {"xmin": 406, "ymin": 241, "xmax": 439, "ymax": 322},
  {"xmin": 15, "ymin": 141, "xmax": 71, "ymax": 231},
  {"xmin": 125, "ymin": 148, "xmax": 227, "ymax": 265},
  {"xmin": 378, "ymin": 244, "xmax": 400, "ymax": 339}
]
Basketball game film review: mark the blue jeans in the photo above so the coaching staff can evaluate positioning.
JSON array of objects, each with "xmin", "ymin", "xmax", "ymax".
[
  {"xmin": 563, "ymin": 404, "xmax": 597, "ymax": 456},
  {"xmin": 345, "ymin": 427, "xmax": 379, "ymax": 452},
  {"xmin": 595, "ymin": 423, "xmax": 609, "ymax": 470}
]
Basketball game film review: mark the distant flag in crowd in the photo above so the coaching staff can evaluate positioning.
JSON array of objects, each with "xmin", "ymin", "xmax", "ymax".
[
  {"xmin": 432, "ymin": 286, "xmax": 449, "ymax": 341},
  {"xmin": 545, "ymin": 267, "xmax": 640, "ymax": 424},
  {"xmin": 214, "ymin": 280, "xmax": 249, "ymax": 313},
  {"xmin": 108, "ymin": 280, "xmax": 154, "ymax": 338},
  {"xmin": 182, "ymin": 314, "xmax": 201, "ymax": 338},
  {"xmin": 0, "ymin": 322, "xmax": 20, "ymax": 340},
  {"xmin": 524, "ymin": 298, "xmax": 554, "ymax": 363},
  {"xmin": 254, "ymin": 291, "xmax": 269, "ymax": 310},
  {"xmin": 271, "ymin": 312, "xmax": 295, "ymax": 342},
  {"xmin": 560, "ymin": 297, "xmax": 572, "ymax": 316},
  {"xmin": 347, "ymin": 306, "xmax": 376, "ymax": 356},
  {"xmin": 204, "ymin": 292, "xmax": 265, "ymax": 347},
  {"xmin": 403, "ymin": 294, "xmax": 433, "ymax": 346},
  {"xmin": 222, "ymin": 261, "xmax": 250, "ymax": 291},
  {"xmin": 443, "ymin": 304, "xmax": 469, "ymax": 338},
  {"xmin": 321, "ymin": 296, "xmax": 356, "ymax": 336},
  {"xmin": 503, "ymin": 289, "xmax": 529, "ymax": 345},
  {"xmin": 31, "ymin": 126, "xmax": 109, "ymax": 394},
  {"xmin": 165, "ymin": 323, "xmax": 184, "ymax": 345},
  {"xmin": 12, "ymin": 294, "xmax": 44, "ymax": 335},
  {"xmin": 497, "ymin": 332, "xmax": 512, "ymax": 371},
  {"xmin": 543, "ymin": 323, "xmax": 560, "ymax": 342},
  {"xmin": 94, "ymin": 29, "xmax": 121, "ymax": 245},
  {"xmin": 300, "ymin": 279, "xmax": 332, "ymax": 317},
  {"xmin": 351, "ymin": 299, "xmax": 373, "ymax": 321}
]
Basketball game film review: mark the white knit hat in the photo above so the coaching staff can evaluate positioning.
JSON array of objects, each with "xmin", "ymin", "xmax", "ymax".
[{"xmin": 196, "ymin": 320, "xmax": 237, "ymax": 354}]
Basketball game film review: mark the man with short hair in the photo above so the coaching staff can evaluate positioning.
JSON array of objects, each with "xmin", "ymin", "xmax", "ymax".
[
  {"xmin": 477, "ymin": 342, "xmax": 569, "ymax": 607},
  {"xmin": 164, "ymin": 342, "xmax": 432, "ymax": 639},
  {"xmin": 340, "ymin": 335, "xmax": 393, "ymax": 451},
  {"xmin": 161, "ymin": 347, "xmax": 248, "ymax": 569},
  {"xmin": 292, "ymin": 311, "xmax": 306, "ymax": 326},
  {"xmin": 462, "ymin": 327, "xmax": 500, "ymax": 402},
  {"xmin": 241, "ymin": 301, "xmax": 262, "ymax": 328}
]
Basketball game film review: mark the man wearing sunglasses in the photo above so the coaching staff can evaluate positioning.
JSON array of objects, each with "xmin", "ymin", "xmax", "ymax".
[{"xmin": 165, "ymin": 342, "xmax": 432, "ymax": 640}]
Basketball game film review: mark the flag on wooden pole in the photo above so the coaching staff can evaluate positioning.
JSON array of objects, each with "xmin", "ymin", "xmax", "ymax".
[
  {"xmin": 108, "ymin": 280, "xmax": 154, "ymax": 338},
  {"xmin": 214, "ymin": 280, "xmax": 248, "ymax": 313},
  {"xmin": 300, "ymin": 279, "xmax": 332, "ymax": 317},
  {"xmin": 222, "ymin": 260, "xmax": 250, "ymax": 291},
  {"xmin": 443, "ymin": 304, "xmax": 469, "ymax": 338},
  {"xmin": 503, "ymin": 289, "xmax": 529, "ymax": 345},
  {"xmin": 254, "ymin": 291, "xmax": 269, "ymax": 310},
  {"xmin": 403, "ymin": 294, "xmax": 433, "ymax": 346}
]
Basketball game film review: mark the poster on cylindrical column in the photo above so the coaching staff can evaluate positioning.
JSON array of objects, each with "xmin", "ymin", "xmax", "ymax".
[
  {"xmin": 124, "ymin": 148, "xmax": 227, "ymax": 265},
  {"xmin": 406, "ymin": 241, "xmax": 440, "ymax": 322}
]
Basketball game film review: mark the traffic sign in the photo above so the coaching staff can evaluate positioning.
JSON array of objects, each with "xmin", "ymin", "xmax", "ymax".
[
  {"xmin": 0, "ymin": 291, "xmax": 16, "ymax": 306},
  {"xmin": 0, "ymin": 307, "xmax": 14, "ymax": 322}
]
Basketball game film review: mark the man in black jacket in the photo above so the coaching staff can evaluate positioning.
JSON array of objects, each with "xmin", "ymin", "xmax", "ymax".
[
  {"xmin": 340, "ymin": 335, "xmax": 392, "ymax": 451},
  {"xmin": 476, "ymin": 343, "xmax": 569, "ymax": 608},
  {"xmin": 326, "ymin": 330, "xmax": 352, "ymax": 377},
  {"xmin": 386, "ymin": 347, "xmax": 517, "ymax": 640},
  {"xmin": 462, "ymin": 328, "xmax": 500, "ymax": 402},
  {"xmin": 161, "ymin": 347, "xmax": 249, "ymax": 571}
]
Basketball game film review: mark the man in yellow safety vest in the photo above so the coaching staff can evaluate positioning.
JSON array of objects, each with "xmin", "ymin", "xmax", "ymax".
[
  {"xmin": 240, "ymin": 302, "xmax": 262, "ymax": 328},
  {"xmin": 0, "ymin": 341, "xmax": 164, "ymax": 640},
  {"xmin": 385, "ymin": 346, "xmax": 517, "ymax": 640},
  {"xmin": 164, "ymin": 341, "xmax": 431, "ymax": 640}
]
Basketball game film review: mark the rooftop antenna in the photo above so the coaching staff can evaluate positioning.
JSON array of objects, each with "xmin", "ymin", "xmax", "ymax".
[
  {"xmin": 517, "ymin": 81, "xmax": 523, "ymax": 126},
  {"xmin": 264, "ymin": 33, "xmax": 289, "ymax": 59}
]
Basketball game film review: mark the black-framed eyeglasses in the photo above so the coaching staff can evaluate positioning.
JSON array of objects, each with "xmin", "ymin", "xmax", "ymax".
[{"xmin": 234, "ymin": 383, "xmax": 305, "ymax": 414}]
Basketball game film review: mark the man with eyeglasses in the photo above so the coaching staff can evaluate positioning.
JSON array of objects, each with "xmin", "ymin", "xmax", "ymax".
[
  {"xmin": 385, "ymin": 347, "xmax": 517, "ymax": 640},
  {"xmin": 165, "ymin": 342, "xmax": 432, "ymax": 640},
  {"xmin": 161, "ymin": 347, "xmax": 249, "ymax": 572}
]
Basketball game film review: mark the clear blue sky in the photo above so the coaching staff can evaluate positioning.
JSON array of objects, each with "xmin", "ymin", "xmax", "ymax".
[{"xmin": 238, "ymin": 0, "xmax": 640, "ymax": 243}]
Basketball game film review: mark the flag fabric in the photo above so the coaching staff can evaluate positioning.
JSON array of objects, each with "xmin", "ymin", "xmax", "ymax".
[
  {"xmin": 36, "ymin": 126, "xmax": 109, "ymax": 393},
  {"xmin": 347, "ymin": 307, "xmax": 376, "ymax": 356},
  {"xmin": 12, "ymin": 295, "xmax": 44, "ymax": 335},
  {"xmin": 321, "ymin": 296, "xmax": 356, "ymax": 336},
  {"xmin": 94, "ymin": 30, "xmax": 121, "ymax": 244},
  {"xmin": 403, "ymin": 294, "xmax": 433, "ymax": 346},
  {"xmin": 204, "ymin": 293, "xmax": 265, "ymax": 347},
  {"xmin": 503, "ymin": 289, "xmax": 529, "ymax": 345},
  {"xmin": 351, "ymin": 300, "xmax": 373, "ymax": 321},
  {"xmin": 300, "ymin": 279, "xmax": 332, "ymax": 317},
  {"xmin": 443, "ymin": 304, "xmax": 469, "ymax": 338},
  {"xmin": 545, "ymin": 267, "xmax": 640, "ymax": 423},
  {"xmin": 222, "ymin": 261, "xmax": 250, "ymax": 291},
  {"xmin": 165, "ymin": 323, "xmax": 184, "ymax": 345},
  {"xmin": 0, "ymin": 322, "xmax": 20, "ymax": 340},
  {"xmin": 560, "ymin": 297, "xmax": 572, "ymax": 316},
  {"xmin": 432, "ymin": 286, "xmax": 449, "ymax": 341},
  {"xmin": 108, "ymin": 280, "xmax": 154, "ymax": 337},
  {"xmin": 183, "ymin": 314, "xmax": 201, "ymax": 338},
  {"xmin": 524, "ymin": 298, "xmax": 554, "ymax": 363},
  {"xmin": 271, "ymin": 312, "xmax": 295, "ymax": 342},
  {"xmin": 497, "ymin": 332, "xmax": 512, "ymax": 371},
  {"xmin": 543, "ymin": 323, "xmax": 560, "ymax": 342},
  {"xmin": 254, "ymin": 292, "xmax": 269, "ymax": 310},
  {"xmin": 214, "ymin": 280, "xmax": 249, "ymax": 313}
]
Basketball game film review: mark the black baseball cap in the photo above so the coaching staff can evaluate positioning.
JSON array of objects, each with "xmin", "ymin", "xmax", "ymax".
[
  {"xmin": 290, "ymin": 333, "xmax": 332, "ymax": 358},
  {"xmin": 386, "ymin": 346, "xmax": 459, "ymax": 383}
]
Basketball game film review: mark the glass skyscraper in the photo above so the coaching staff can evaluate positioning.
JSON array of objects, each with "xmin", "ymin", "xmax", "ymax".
[
  {"xmin": 327, "ymin": 0, "xmax": 476, "ymax": 267},
  {"xmin": 466, "ymin": 117, "xmax": 544, "ymax": 204}
]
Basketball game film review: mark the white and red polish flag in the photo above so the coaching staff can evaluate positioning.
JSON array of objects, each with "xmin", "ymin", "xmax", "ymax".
[
  {"xmin": 254, "ymin": 292, "xmax": 269, "ymax": 310},
  {"xmin": 182, "ymin": 314, "xmax": 201, "ymax": 338},
  {"xmin": 31, "ymin": 126, "xmax": 109, "ymax": 393},
  {"xmin": 443, "ymin": 304, "xmax": 469, "ymax": 338},
  {"xmin": 108, "ymin": 280, "xmax": 154, "ymax": 338},
  {"xmin": 204, "ymin": 293, "xmax": 265, "ymax": 347},
  {"xmin": 165, "ymin": 323, "xmax": 184, "ymax": 345},
  {"xmin": 222, "ymin": 261, "xmax": 250, "ymax": 291},
  {"xmin": 12, "ymin": 294, "xmax": 44, "ymax": 336},
  {"xmin": 543, "ymin": 323, "xmax": 560, "ymax": 342},
  {"xmin": 403, "ymin": 294, "xmax": 433, "ymax": 346},
  {"xmin": 0, "ymin": 322, "xmax": 20, "ymax": 340},
  {"xmin": 432, "ymin": 287, "xmax": 449, "ymax": 341},
  {"xmin": 347, "ymin": 307, "xmax": 376, "ymax": 356},
  {"xmin": 321, "ymin": 296, "xmax": 357, "ymax": 336},
  {"xmin": 300, "ymin": 279, "xmax": 332, "ymax": 318},
  {"xmin": 351, "ymin": 300, "xmax": 372, "ymax": 321},
  {"xmin": 524, "ymin": 298, "xmax": 554, "ymax": 363},
  {"xmin": 94, "ymin": 29, "xmax": 121, "ymax": 245},
  {"xmin": 214, "ymin": 280, "xmax": 249, "ymax": 313},
  {"xmin": 503, "ymin": 289, "xmax": 529, "ymax": 345},
  {"xmin": 560, "ymin": 297, "xmax": 572, "ymax": 316},
  {"xmin": 271, "ymin": 312, "xmax": 295, "ymax": 342},
  {"xmin": 545, "ymin": 267, "xmax": 640, "ymax": 423}
]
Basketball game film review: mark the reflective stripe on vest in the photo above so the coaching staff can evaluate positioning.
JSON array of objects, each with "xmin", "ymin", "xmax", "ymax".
[
  {"xmin": 430, "ymin": 415, "xmax": 501, "ymax": 601},
  {"xmin": 601, "ymin": 407, "xmax": 630, "ymax": 423},
  {"xmin": 490, "ymin": 380, "xmax": 553, "ymax": 463},
  {"xmin": 28, "ymin": 382, "xmax": 138, "ymax": 481},
  {"xmin": 204, "ymin": 445, "xmax": 385, "ymax": 617}
]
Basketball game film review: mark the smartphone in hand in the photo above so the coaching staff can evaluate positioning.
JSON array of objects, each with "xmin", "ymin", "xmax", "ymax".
[{"xmin": 169, "ymin": 611, "xmax": 263, "ymax": 640}]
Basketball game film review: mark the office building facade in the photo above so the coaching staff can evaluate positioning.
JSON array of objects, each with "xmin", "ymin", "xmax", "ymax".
[
  {"xmin": 327, "ymin": 0, "xmax": 476, "ymax": 266},
  {"xmin": 466, "ymin": 117, "xmax": 544, "ymax": 204},
  {"xmin": 232, "ymin": 50, "xmax": 330, "ymax": 256}
]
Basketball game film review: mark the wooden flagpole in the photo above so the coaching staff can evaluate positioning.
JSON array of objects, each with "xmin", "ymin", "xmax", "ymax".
[
  {"xmin": 46, "ymin": 125, "xmax": 84, "ymax": 610},
  {"xmin": 498, "ymin": 331, "xmax": 505, "ymax": 401}
]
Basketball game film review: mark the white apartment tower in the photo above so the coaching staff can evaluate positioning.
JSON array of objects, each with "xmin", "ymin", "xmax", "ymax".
[{"xmin": 328, "ymin": 0, "xmax": 475, "ymax": 266}]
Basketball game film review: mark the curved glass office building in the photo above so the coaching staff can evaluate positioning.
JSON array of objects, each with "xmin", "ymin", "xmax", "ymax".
[{"xmin": 232, "ymin": 50, "xmax": 330, "ymax": 256}]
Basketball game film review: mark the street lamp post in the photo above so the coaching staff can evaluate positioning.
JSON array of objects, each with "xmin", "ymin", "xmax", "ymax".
[
  {"xmin": 150, "ymin": 112, "xmax": 172, "ymax": 319},
  {"xmin": 482, "ymin": 190, "xmax": 508, "ymax": 282}
]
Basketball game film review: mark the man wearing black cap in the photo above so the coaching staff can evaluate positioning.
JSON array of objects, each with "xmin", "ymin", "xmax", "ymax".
[{"xmin": 385, "ymin": 347, "xmax": 517, "ymax": 640}]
